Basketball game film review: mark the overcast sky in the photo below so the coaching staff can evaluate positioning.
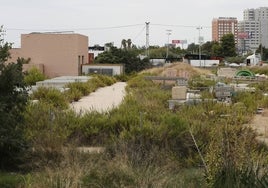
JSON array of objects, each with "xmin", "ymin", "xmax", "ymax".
[{"xmin": 1, "ymin": 0, "xmax": 267, "ymax": 48}]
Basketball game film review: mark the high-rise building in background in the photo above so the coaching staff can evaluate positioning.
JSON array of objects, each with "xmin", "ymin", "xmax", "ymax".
[
  {"xmin": 212, "ymin": 17, "xmax": 238, "ymax": 44},
  {"xmin": 238, "ymin": 7, "xmax": 268, "ymax": 54}
]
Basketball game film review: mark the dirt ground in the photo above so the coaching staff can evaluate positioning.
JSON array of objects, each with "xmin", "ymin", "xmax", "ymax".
[
  {"xmin": 70, "ymin": 82, "xmax": 127, "ymax": 114},
  {"xmin": 250, "ymin": 109, "xmax": 268, "ymax": 144}
]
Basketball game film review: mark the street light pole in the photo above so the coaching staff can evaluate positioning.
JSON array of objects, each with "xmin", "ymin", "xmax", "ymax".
[
  {"xmin": 166, "ymin": 29, "xmax": 172, "ymax": 63},
  {"xmin": 197, "ymin": 26, "xmax": 202, "ymax": 67}
]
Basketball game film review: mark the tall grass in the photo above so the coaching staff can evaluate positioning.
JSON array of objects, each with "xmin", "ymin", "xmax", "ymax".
[{"xmin": 20, "ymin": 72, "xmax": 268, "ymax": 187}]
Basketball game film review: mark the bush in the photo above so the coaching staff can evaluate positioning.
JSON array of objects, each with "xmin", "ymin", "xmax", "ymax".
[
  {"xmin": 31, "ymin": 87, "xmax": 68, "ymax": 109},
  {"xmin": 23, "ymin": 102, "xmax": 75, "ymax": 169},
  {"xmin": 66, "ymin": 82, "xmax": 91, "ymax": 96},
  {"xmin": 24, "ymin": 67, "xmax": 46, "ymax": 86},
  {"xmin": 66, "ymin": 87, "xmax": 83, "ymax": 102},
  {"xmin": 0, "ymin": 172, "xmax": 23, "ymax": 188},
  {"xmin": 94, "ymin": 74, "xmax": 117, "ymax": 86}
]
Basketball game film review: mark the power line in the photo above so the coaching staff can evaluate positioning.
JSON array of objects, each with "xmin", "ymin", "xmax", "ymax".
[
  {"xmin": 151, "ymin": 23, "xmax": 211, "ymax": 28},
  {"xmin": 5, "ymin": 24, "xmax": 145, "ymax": 32},
  {"xmin": 5, "ymin": 23, "xmax": 211, "ymax": 32},
  {"xmin": 132, "ymin": 25, "xmax": 146, "ymax": 42}
]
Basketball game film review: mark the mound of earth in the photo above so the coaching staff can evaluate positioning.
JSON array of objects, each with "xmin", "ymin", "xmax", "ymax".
[{"xmin": 141, "ymin": 62, "xmax": 212, "ymax": 78}]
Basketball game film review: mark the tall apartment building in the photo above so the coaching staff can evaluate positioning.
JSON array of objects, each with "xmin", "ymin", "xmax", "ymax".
[
  {"xmin": 256, "ymin": 7, "xmax": 268, "ymax": 48},
  {"xmin": 238, "ymin": 7, "xmax": 268, "ymax": 53},
  {"xmin": 238, "ymin": 20, "xmax": 260, "ymax": 52},
  {"xmin": 212, "ymin": 17, "xmax": 238, "ymax": 44}
]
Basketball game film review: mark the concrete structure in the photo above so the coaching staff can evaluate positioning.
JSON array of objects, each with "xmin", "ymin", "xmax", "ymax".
[
  {"xmin": 238, "ymin": 20, "xmax": 260, "ymax": 52},
  {"xmin": 82, "ymin": 64, "xmax": 124, "ymax": 76},
  {"xmin": 217, "ymin": 67, "xmax": 237, "ymax": 78},
  {"xmin": 212, "ymin": 17, "xmax": 238, "ymax": 44},
  {"xmin": 238, "ymin": 7, "xmax": 268, "ymax": 53},
  {"xmin": 214, "ymin": 82, "xmax": 233, "ymax": 101},
  {"xmin": 256, "ymin": 7, "xmax": 268, "ymax": 48},
  {"xmin": 9, "ymin": 32, "xmax": 88, "ymax": 78},
  {"xmin": 189, "ymin": 60, "xmax": 219, "ymax": 67},
  {"xmin": 246, "ymin": 53, "xmax": 261, "ymax": 66},
  {"xmin": 31, "ymin": 76, "xmax": 91, "ymax": 93},
  {"xmin": 172, "ymin": 86, "xmax": 187, "ymax": 100}
]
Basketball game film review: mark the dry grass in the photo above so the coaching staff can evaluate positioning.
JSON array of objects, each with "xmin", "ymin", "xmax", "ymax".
[
  {"xmin": 141, "ymin": 62, "xmax": 212, "ymax": 78},
  {"xmin": 24, "ymin": 146, "xmax": 99, "ymax": 188},
  {"xmin": 250, "ymin": 108, "xmax": 268, "ymax": 144}
]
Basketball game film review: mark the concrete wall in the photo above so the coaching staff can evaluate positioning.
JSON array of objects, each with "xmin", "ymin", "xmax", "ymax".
[
  {"xmin": 9, "ymin": 33, "xmax": 88, "ymax": 78},
  {"xmin": 7, "ymin": 48, "xmax": 23, "ymax": 63},
  {"xmin": 190, "ymin": 60, "xmax": 219, "ymax": 67},
  {"xmin": 82, "ymin": 64, "xmax": 124, "ymax": 76}
]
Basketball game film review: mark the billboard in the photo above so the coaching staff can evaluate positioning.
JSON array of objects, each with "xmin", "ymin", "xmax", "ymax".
[
  {"xmin": 171, "ymin": 40, "xmax": 187, "ymax": 44},
  {"xmin": 238, "ymin": 32, "xmax": 253, "ymax": 39}
]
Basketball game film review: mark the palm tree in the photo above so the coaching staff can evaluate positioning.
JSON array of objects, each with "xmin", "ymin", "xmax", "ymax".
[
  {"xmin": 127, "ymin": 39, "xmax": 132, "ymax": 49},
  {"xmin": 121, "ymin": 39, "xmax": 127, "ymax": 50}
]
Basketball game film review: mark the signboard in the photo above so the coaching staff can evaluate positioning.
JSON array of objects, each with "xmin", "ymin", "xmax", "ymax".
[
  {"xmin": 172, "ymin": 40, "xmax": 187, "ymax": 44},
  {"xmin": 238, "ymin": 32, "xmax": 249, "ymax": 39},
  {"xmin": 180, "ymin": 40, "xmax": 187, "ymax": 44},
  {"xmin": 172, "ymin": 40, "xmax": 180, "ymax": 44},
  {"xmin": 238, "ymin": 32, "xmax": 253, "ymax": 39}
]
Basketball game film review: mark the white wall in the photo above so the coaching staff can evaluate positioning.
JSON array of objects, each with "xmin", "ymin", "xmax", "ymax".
[
  {"xmin": 190, "ymin": 60, "xmax": 219, "ymax": 67},
  {"xmin": 82, "ymin": 64, "xmax": 124, "ymax": 75}
]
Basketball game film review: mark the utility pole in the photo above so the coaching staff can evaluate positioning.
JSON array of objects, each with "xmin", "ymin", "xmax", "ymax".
[
  {"xmin": 166, "ymin": 29, "xmax": 172, "ymax": 63},
  {"xmin": 196, "ymin": 26, "xmax": 202, "ymax": 67},
  {"xmin": 145, "ymin": 22, "xmax": 150, "ymax": 57},
  {"xmin": 260, "ymin": 33, "xmax": 263, "ymax": 63}
]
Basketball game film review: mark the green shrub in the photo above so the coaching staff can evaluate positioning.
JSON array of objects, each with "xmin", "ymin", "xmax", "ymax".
[
  {"xmin": 66, "ymin": 82, "xmax": 91, "ymax": 96},
  {"xmin": 66, "ymin": 87, "xmax": 83, "ymax": 102},
  {"xmin": 114, "ymin": 74, "xmax": 131, "ymax": 82},
  {"xmin": 31, "ymin": 87, "xmax": 68, "ymax": 109},
  {"xmin": 89, "ymin": 76, "xmax": 106, "ymax": 89},
  {"xmin": 23, "ymin": 102, "xmax": 75, "ymax": 169},
  {"xmin": 24, "ymin": 67, "xmax": 46, "ymax": 85},
  {"xmin": 0, "ymin": 172, "xmax": 23, "ymax": 188},
  {"xmin": 94, "ymin": 74, "xmax": 116, "ymax": 86}
]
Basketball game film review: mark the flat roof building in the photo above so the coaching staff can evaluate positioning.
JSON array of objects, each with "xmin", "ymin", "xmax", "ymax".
[
  {"xmin": 212, "ymin": 17, "xmax": 238, "ymax": 44},
  {"xmin": 238, "ymin": 7, "xmax": 268, "ymax": 53},
  {"xmin": 9, "ymin": 32, "xmax": 89, "ymax": 78}
]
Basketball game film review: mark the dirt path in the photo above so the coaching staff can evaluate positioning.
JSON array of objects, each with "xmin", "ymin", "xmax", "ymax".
[
  {"xmin": 249, "ymin": 109, "xmax": 268, "ymax": 144},
  {"xmin": 70, "ymin": 82, "xmax": 127, "ymax": 114}
]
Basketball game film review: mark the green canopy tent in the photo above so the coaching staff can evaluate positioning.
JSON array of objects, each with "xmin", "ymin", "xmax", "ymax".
[{"xmin": 235, "ymin": 70, "xmax": 255, "ymax": 77}]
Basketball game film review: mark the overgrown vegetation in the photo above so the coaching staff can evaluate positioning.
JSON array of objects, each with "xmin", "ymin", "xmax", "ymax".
[
  {"xmin": 2, "ymin": 25, "xmax": 268, "ymax": 186},
  {"xmin": 24, "ymin": 66, "xmax": 46, "ymax": 85},
  {"xmin": 10, "ymin": 68, "xmax": 267, "ymax": 187}
]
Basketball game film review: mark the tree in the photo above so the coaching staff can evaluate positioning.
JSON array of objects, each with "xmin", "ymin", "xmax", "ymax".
[
  {"xmin": 121, "ymin": 39, "xmax": 127, "ymax": 50},
  {"xmin": 186, "ymin": 43, "xmax": 199, "ymax": 54},
  {"xmin": 94, "ymin": 46, "xmax": 150, "ymax": 74},
  {"xmin": 0, "ymin": 26, "xmax": 28, "ymax": 170},
  {"xmin": 256, "ymin": 45, "xmax": 268, "ymax": 61},
  {"xmin": 220, "ymin": 33, "xmax": 237, "ymax": 57},
  {"xmin": 127, "ymin": 39, "xmax": 132, "ymax": 49},
  {"xmin": 211, "ymin": 42, "xmax": 222, "ymax": 57}
]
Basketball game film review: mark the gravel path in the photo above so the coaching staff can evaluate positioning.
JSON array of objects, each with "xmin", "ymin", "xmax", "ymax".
[{"xmin": 71, "ymin": 82, "xmax": 127, "ymax": 114}]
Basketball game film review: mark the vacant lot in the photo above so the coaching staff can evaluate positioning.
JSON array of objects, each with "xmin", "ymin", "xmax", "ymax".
[{"xmin": 250, "ymin": 109, "xmax": 268, "ymax": 144}]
